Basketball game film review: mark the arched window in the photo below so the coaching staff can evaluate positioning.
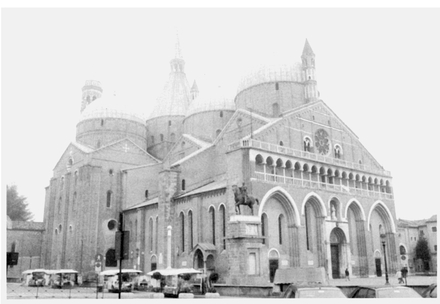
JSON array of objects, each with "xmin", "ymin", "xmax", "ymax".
[
  {"xmin": 134, "ymin": 220, "xmax": 138, "ymax": 242},
  {"xmin": 101, "ymin": 119, "xmax": 104, "ymax": 127},
  {"xmin": 261, "ymin": 213, "xmax": 268, "ymax": 245},
  {"xmin": 155, "ymin": 217, "xmax": 159, "ymax": 253},
  {"xmin": 272, "ymin": 103, "xmax": 280, "ymax": 117},
  {"xmin": 182, "ymin": 179, "xmax": 186, "ymax": 191},
  {"xmin": 59, "ymin": 224, "xmax": 62, "ymax": 233},
  {"xmin": 149, "ymin": 218, "xmax": 153, "ymax": 251},
  {"xmin": 72, "ymin": 192, "xmax": 77, "ymax": 211},
  {"xmin": 168, "ymin": 120, "xmax": 172, "ymax": 126},
  {"xmin": 400, "ymin": 245, "xmax": 406, "ymax": 255},
  {"xmin": 209, "ymin": 207, "xmax": 215, "ymax": 245},
  {"xmin": 334, "ymin": 145, "xmax": 342, "ymax": 159},
  {"xmin": 278, "ymin": 215, "xmax": 284, "ymax": 244},
  {"xmin": 105, "ymin": 249, "xmax": 117, "ymax": 267},
  {"xmin": 188, "ymin": 211, "xmax": 194, "ymax": 250},
  {"xmin": 180, "ymin": 212, "xmax": 185, "ymax": 252},
  {"xmin": 58, "ymin": 197, "xmax": 62, "ymax": 214},
  {"xmin": 151, "ymin": 256, "xmax": 157, "ymax": 271},
  {"xmin": 145, "ymin": 190, "xmax": 149, "ymax": 199},
  {"xmin": 220, "ymin": 111, "xmax": 223, "ymax": 118},
  {"xmin": 279, "ymin": 141, "xmax": 284, "ymax": 146},
  {"xmin": 106, "ymin": 190, "xmax": 112, "ymax": 208},
  {"xmin": 275, "ymin": 82, "xmax": 279, "ymax": 90},
  {"xmin": 220, "ymin": 205, "xmax": 226, "ymax": 250},
  {"xmin": 74, "ymin": 171, "xmax": 78, "ymax": 187},
  {"xmin": 304, "ymin": 137, "xmax": 312, "ymax": 152}
]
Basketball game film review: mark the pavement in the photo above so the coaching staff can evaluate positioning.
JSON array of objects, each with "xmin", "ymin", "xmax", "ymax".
[{"xmin": 329, "ymin": 275, "xmax": 437, "ymax": 287}]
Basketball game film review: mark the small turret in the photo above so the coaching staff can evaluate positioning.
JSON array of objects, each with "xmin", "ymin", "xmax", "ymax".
[
  {"xmin": 190, "ymin": 80, "xmax": 199, "ymax": 101},
  {"xmin": 169, "ymin": 34, "xmax": 185, "ymax": 73},
  {"xmin": 81, "ymin": 80, "xmax": 103, "ymax": 112},
  {"xmin": 301, "ymin": 39, "xmax": 318, "ymax": 103}
]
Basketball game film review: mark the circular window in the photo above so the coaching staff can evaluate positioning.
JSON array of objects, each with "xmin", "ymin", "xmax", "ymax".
[{"xmin": 108, "ymin": 219, "xmax": 117, "ymax": 231}]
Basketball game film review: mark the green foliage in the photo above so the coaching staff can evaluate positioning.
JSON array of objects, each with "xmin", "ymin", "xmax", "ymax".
[
  {"xmin": 7, "ymin": 185, "xmax": 33, "ymax": 221},
  {"xmin": 209, "ymin": 272, "xmax": 219, "ymax": 283},
  {"xmin": 152, "ymin": 272, "xmax": 162, "ymax": 280},
  {"xmin": 181, "ymin": 273, "xmax": 191, "ymax": 281},
  {"xmin": 415, "ymin": 237, "xmax": 431, "ymax": 261}
]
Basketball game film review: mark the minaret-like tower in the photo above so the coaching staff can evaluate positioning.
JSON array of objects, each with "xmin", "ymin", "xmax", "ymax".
[
  {"xmin": 80, "ymin": 80, "xmax": 103, "ymax": 112},
  {"xmin": 146, "ymin": 33, "xmax": 192, "ymax": 160},
  {"xmin": 301, "ymin": 39, "xmax": 318, "ymax": 103},
  {"xmin": 190, "ymin": 80, "xmax": 199, "ymax": 101}
]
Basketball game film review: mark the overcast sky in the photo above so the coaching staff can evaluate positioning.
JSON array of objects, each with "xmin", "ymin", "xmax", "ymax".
[{"xmin": 2, "ymin": 7, "xmax": 440, "ymax": 222}]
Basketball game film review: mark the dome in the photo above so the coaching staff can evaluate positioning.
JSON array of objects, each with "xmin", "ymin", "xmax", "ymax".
[
  {"xmin": 236, "ymin": 63, "xmax": 304, "ymax": 94},
  {"xmin": 148, "ymin": 71, "xmax": 191, "ymax": 120},
  {"xmin": 186, "ymin": 92, "xmax": 235, "ymax": 117},
  {"xmin": 79, "ymin": 94, "xmax": 146, "ymax": 124}
]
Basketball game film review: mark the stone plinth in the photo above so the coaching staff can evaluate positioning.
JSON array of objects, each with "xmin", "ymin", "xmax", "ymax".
[
  {"xmin": 178, "ymin": 293, "xmax": 194, "ymax": 298},
  {"xmin": 226, "ymin": 215, "xmax": 266, "ymax": 286}
]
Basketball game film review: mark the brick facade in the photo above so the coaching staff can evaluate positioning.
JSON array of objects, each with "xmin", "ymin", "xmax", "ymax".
[{"xmin": 41, "ymin": 40, "xmax": 402, "ymax": 288}]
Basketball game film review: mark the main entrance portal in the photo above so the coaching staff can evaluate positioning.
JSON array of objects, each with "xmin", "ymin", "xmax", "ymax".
[
  {"xmin": 329, "ymin": 227, "xmax": 347, "ymax": 279},
  {"xmin": 331, "ymin": 244, "xmax": 340, "ymax": 278}
]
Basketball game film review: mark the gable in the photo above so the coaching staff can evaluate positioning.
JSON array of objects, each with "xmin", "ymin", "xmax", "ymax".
[
  {"xmin": 53, "ymin": 142, "xmax": 89, "ymax": 175},
  {"xmin": 216, "ymin": 109, "xmax": 270, "ymax": 146},
  {"xmin": 252, "ymin": 101, "xmax": 386, "ymax": 172},
  {"xmin": 91, "ymin": 139, "xmax": 159, "ymax": 167},
  {"xmin": 165, "ymin": 134, "xmax": 210, "ymax": 166}
]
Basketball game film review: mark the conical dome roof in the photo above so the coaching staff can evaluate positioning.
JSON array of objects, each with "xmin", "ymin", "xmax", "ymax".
[
  {"xmin": 79, "ymin": 94, "xmax": 146, "ymax": 124},
  {"xmin": 148, "ymin": 72, "xmax": 191, "ymax": 119},
  {"xmin": 148, "ymin": 36, "xmax": 192, "ymax": 120},
  {"xmin": 186, "ymin": 91, "xmax": 235, "ymax": 117}
]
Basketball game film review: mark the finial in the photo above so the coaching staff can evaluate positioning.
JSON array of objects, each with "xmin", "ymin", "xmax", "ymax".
[{"xmin": 175, "ymin": 30, "xmax": 182, "ymax": 59}]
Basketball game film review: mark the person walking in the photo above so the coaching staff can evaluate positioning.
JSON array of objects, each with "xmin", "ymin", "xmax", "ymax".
[
  {"xmin": 396, "ymin": 269, "xmax": 403, "ymax": 284},
  {"xmin": 345, "ymin": 268, "xmax": 350, "ymax": 281}
]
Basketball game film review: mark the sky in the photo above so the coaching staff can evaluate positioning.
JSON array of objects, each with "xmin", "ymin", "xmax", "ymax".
[{"xmin": 2, "ymin": 6, "xmax": 440, "ymax": 223}]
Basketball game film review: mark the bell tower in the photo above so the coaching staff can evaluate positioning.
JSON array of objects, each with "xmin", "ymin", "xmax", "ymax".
[
  {"xmin": 302, "ymin": 40, "xmax": 318, "ymax": 103},
  {"xmin": 81, "ymin": 80, "xmax": 103, "ymax": 112}
]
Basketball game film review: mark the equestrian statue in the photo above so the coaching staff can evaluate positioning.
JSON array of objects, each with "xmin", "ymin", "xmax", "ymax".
[{"xmin": 232, "ymin": 183, "xmax": 259, "ymax": 215}]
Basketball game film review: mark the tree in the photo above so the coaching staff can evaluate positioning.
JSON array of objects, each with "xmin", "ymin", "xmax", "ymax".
[
  {"xmin": 7, "ymin": 185, "xmax": 33, "ymax": 221},
  {"xmin": 415, "ymin": 236, "xmax": 431, "ymax": 270}
]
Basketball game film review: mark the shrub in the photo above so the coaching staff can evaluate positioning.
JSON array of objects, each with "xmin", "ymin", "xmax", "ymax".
[
  {"xmin": 209, "ymin": 272, "xmax": 219, "ymax": 283},
  {"xmin": 182, "ymin": 273, "xmax": 191, "ymax": 281},
  {"xmin": 152, "ymin": 272, "xmax": 162, "ymax": 280}
]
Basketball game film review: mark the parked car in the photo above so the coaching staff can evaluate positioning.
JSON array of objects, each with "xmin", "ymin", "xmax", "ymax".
[
  {"xmin": 282, "ymin": 284, "xmax": 346, "ymax": 298},
  {"xmin": 421, "ymin": 283, "xmax": 437, "ymax": 298},
  {"xmin": 348, "ymin": 285, "xmax": 421, "ymax": 298}
]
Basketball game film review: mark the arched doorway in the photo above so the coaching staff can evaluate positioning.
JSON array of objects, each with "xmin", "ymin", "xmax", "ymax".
[
  {"xmin": 329, "ymin": 227, "xmax": 347, "ymax": 279},
  {"xmin": 194, "ymin": 249, "xmax": 204, "ymax": 270},
  {"xmin": 268, "ymin": 249, "xmax": 279, "ymax": 283}
]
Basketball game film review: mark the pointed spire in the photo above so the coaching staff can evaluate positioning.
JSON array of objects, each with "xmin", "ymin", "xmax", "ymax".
[
  {"xmin": 170, "ymin": 31, "xmax": 185, "ymax": 73},
  {"xmin": 175, "ymin": 31, "xmax": 183, "ymax": 59},
  {"xmin": 302, "ymin": 39, "xmax": 315, "ymax": 57},
  {"xmin": 190, "ymin": 80, "xmax": 199, "ymax": 100},
  {"xmin": 191, "ymin": 80, "xmax": 199, "ymax": 93}
]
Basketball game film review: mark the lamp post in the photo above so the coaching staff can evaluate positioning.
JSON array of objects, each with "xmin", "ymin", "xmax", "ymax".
[{"xmin": 380, "ymin": 234, "xmax": 390, "ymax": 285}]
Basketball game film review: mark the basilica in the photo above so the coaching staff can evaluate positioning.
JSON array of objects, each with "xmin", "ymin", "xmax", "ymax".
[{"xmin": 41, "ymin": 39, "xmax": 399, "ymax": 287}]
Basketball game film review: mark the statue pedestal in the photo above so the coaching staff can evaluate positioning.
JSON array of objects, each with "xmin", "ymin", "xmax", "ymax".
[{"xmin": 226, "ymin": 215, "xmax": 267, "ymax": 286}]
